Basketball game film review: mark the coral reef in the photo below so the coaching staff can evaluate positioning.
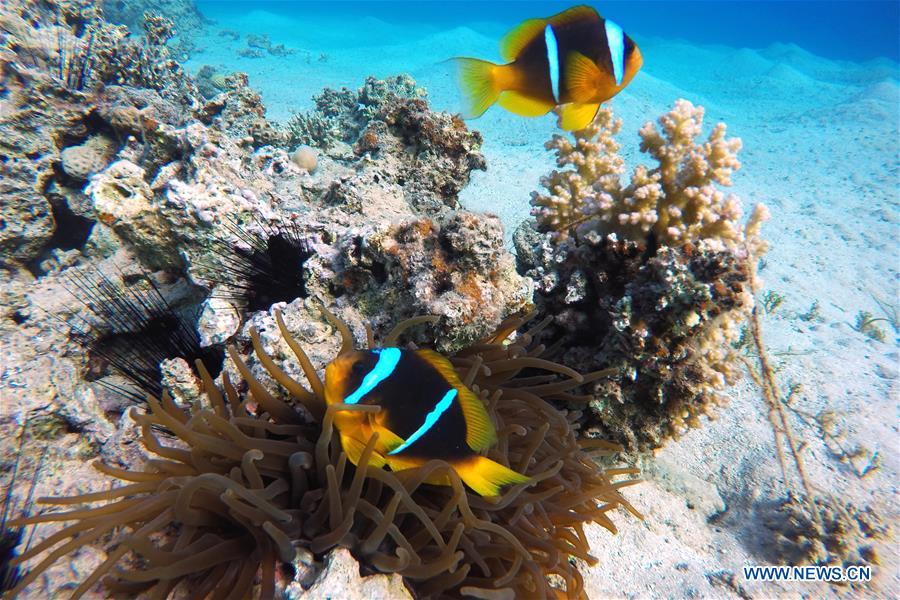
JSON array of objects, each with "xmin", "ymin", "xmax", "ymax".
[
  {"xmin": 761, "ymin": 494, "xmax": 889, "ymax": 569},
  {"xmin": 6, "ymin": 309, "xmax": 638, "ymax": 599},
  {"xmin": 0, "ymin": 2, "xmax": 202, "ymax": 269},
  {"xmin": 516, "ymin": 102, "xmax": 760, "ymax": 450},
  {"xmin": 285, "ymin": 74, "xmax": 426, "ymax": 150},
  {"xmin": 101, "ymin": 0, "xmax": 206, "ymax": 46}
]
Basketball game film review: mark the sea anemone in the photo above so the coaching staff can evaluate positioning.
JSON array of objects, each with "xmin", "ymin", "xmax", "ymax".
[{"xmin": 5, "ymin": 308, "xmax": 638, "ymax": 599}]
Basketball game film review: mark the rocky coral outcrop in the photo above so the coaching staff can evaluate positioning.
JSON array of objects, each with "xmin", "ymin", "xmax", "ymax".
[
  {"xmin": 760, "ymin": 494, "xmax": 889, "ymax": 569},
  {"xmin": 0, "ymin": 2, "xmax": 203, "ymax": 269},
  {"xmin": 517, "ymin": 102, "xmax": 763, "ymax": 451}
]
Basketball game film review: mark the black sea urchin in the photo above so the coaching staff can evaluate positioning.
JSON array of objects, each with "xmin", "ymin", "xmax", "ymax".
[
  {"xmin": 202, "ymin": 216, "xmax": 311, "ymax": 313},
  {"xmin": 5, "ymin": 309, "xmax": 639, "ymax": 599},
  {"xmin": 66, "ymin": 269, "xmax": 224, "ymax": 404}
]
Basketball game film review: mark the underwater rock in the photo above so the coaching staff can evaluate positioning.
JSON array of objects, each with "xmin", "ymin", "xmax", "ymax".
[
  {"xmin": 760, "ymin": 494, "xmax": 889, "ymax": 569},
  {"xmin": 284, "ymin": 547, "xmax": 412, "ymax": 600},
  {"xmin": 101, "ymin": 0, "xmax": 207, "ymax": 46},
  {"xmin": 285, "ymin": 74, "xmax": 426, "ymax": 151},
  {"xmin": 198, "ymin": 72, "xmax": 283, "ymax": 147},
  {"xmin": 517, "ymin": 103, "xmax": 762, "ymax": 451},
  {"xmin": 194, "ymin": 64, "xmax": 230, "ymax": 99}
]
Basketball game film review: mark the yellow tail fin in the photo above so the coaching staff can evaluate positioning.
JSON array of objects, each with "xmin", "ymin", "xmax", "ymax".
[
  {"xmin": 453, "ymin": 456, "xmax": 531, "ymax": 497},
  {"xmin": 453, "ymin": 57, "xmax": 502, "ymax": 118}
]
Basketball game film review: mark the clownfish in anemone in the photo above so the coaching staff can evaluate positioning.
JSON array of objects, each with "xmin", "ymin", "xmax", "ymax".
[
  {"xmin": 454, "ymin": 4, "xmax": 643, "ymax": 130},
  {"xmin": 325, "ymin": 347, "xmax": 531, "ymax": 497}
]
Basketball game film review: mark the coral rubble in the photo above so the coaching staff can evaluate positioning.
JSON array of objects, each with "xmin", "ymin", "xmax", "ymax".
[
  {"xmin": 761, "ymin": 494, "xmax": 889, "ymax": 570},
  {"xmin": 516, "ymin": 102, "xmax": 763, "ymax": 450}
]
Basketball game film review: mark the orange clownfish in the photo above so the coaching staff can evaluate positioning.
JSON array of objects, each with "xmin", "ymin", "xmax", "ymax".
[
  {"xmin": 324, "ymin": 347, "xmax": 531, "ymax": 497},
  {"xmin": 454, "ymin": 5, "xmax": 643, "ymax": 131}
]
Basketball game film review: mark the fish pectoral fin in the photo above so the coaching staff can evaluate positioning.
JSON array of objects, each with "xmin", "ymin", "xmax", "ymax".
[
  {"xmin": 559, "ymin": 102, "xmax": 601, "ymax": 131},
  {"xmin": 497, "ymin": 91, "xmax": 555, "ymax": 117},
  {"xmin": 565, "ymin": 51, "xmax": 604, "ymax": 103},
  {"xmin": 384, "ymin": 454, "xmax": 423, "ymax": 472},
  {"xmin": 499, "ymin": 18, "xmax": 547, "ymax": 61},
  {"xmin": 452, "ymin": 456, "xmax": 531, "ymax": 497},
  {"xmin": 415, "ymin": 349, "xmax": 498, "ymax": 452},
  {"xmin": 373, "ymin": 424, "xmax": 406, "ymax": 454},
  {"xmin": 340, "ymin": 432, "xmax": 388, "ymax": 469},
  {"xmin": 453, "ymin": 57, "xmax": 502, "ymax": 118}
]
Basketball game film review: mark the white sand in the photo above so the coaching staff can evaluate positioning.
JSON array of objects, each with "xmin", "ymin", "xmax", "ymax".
[{"xmin": 183, "ymin": 9, "xmax": 899, "ymax": 598}]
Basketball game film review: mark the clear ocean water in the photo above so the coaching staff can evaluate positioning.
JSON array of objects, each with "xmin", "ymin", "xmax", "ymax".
[{"xmin": 197, "ymin": 0, "xmax": 900, "ymax": 62}]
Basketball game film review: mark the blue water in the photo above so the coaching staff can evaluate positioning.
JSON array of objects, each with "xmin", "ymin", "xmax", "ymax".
[{"xmin": 197, "ymin": 1, "xmax": 900, "ymax": 62}]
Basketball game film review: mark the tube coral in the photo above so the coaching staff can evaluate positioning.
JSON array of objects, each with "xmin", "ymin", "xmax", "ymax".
[
  {"xmin": 5, "ymin": 308, "xmax": 638, "ymax": 599},
  {"xmin": 516, "ymin": 101, "xmax": 762, "ymax": 450}
]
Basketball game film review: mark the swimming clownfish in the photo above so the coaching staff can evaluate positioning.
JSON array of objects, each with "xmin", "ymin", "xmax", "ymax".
[
  {"xmin": 324, "ymin": 347, "xmax": 531, "ymax": 497},
  {"xmin": 453, "ymin": 5, "xmax": 643, "ymax": 131}
]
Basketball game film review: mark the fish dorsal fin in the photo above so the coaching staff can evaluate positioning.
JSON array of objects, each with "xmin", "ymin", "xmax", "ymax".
[
  {"xmin": 415, "ymin": 349, "xmax": 498, "ymax": 452},
  {"xmin": 499, "ymin": 18, "xmax": 547, "ymax": 61},
  {"xmin": 559, "ymin": 102, "xmax": 601, "ymax": 131},
  {"xmin": 498, "ymin": 90, "xmax": 555, "ymax": 117},
  {"xmin": 548, "ymin": 5, "xmax": 601, "ymax": 29},
  {"xmin": 566, "ymin": 51, "xmax": 604, "ymax": 103}
]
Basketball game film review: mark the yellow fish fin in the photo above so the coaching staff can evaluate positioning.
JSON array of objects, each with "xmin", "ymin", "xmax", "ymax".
[
  {"xmin": 452, "ymin": 456, "xmax": 531, "ymax": 497},
  {"xmin": 499, "ymin": 18, "xmax": 547, "ymax": 61},
  {"xmin": 559, "ymin": 102, "xmax": 600, "ymax": 131},
  {"xmin": 384, "ymin": 453, "xmax": 422, "ymax": 472},
  {"xmin": 453, "ymin": 57, "xmax": 502, "ymax": 118},
  {"xmin": 415, "ymin": 349, "xmax": 497, "ymax": 452},
  {"xmin": 548, "ymin": 5, "xmax": 601, "ymax": 28},
  {"xmin": 370, "ymin": 422, "xmax": 406, "ymax": 454},
  {"xmin": 497, "ymin": 91, "xmax": 555, "ymax": 117},
  {"xmin": 340, "ymin": 432, "xmax": 388, "ymax": 469},
  {"xmin": 566, "ymin": 51, "xmax": 604, "ymax": 103}
]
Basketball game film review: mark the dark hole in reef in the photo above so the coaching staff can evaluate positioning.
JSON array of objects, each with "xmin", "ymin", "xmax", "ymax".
[
  {"xmin": 57, "ymin": 110, "xmax": 115, "ymax": 150},
  {"xmin": 243, "ymin": 233, "xmax": 312, "ymax": 312},
  {"xmin": 11, "ymin": 311, "xmax": 28, "ymax": 325},
  {"xmin": 434, "ymin": 272, "xmax": 452, "ymax": 294},
  {"xmin": 47, "ymin": 200, "xmax": 95, "ymax": 251},
  {"xmin": 370, "ymin": 260, "xmax": 387, "ymax": 285}
]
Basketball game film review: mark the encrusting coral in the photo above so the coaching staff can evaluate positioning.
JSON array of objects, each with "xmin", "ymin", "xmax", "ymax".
[
  {"xmin": 5, "ymin": 307, "xmax": 639, "ymax": 599},
  {"xmin": 761, "ymin": 493, "xmax": 889, "ymax": 570},
  {"xmin": 516, "ymin": 101, "xmax": 764, "ymax": 451}
]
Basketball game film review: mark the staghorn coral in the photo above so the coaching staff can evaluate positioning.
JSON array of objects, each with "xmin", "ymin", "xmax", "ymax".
[
  {"xmin": 517, "ymin": 102, "xmax": 762, "ymax": 451},
  {"xmin": 6, "ymin": 309, "xmax": 638, "ymax": 599}
]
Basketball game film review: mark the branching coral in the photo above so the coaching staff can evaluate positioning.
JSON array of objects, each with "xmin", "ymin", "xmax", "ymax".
[
  {"xmin": 516, "ymin": 101, "xmax": 761, "ymax": 450},
  {"xmin": 6, "ymin": 309, "xmax": 638, "ymax": 599},
  {"xmin": 532, "ymin": 100, "xmax": 744, "ymax": 249}
]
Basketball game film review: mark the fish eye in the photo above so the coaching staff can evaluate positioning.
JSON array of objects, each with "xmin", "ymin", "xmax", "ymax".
[{"xmin": 351, "ymin": 361, "xmax": 367, "ymax": 376}]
